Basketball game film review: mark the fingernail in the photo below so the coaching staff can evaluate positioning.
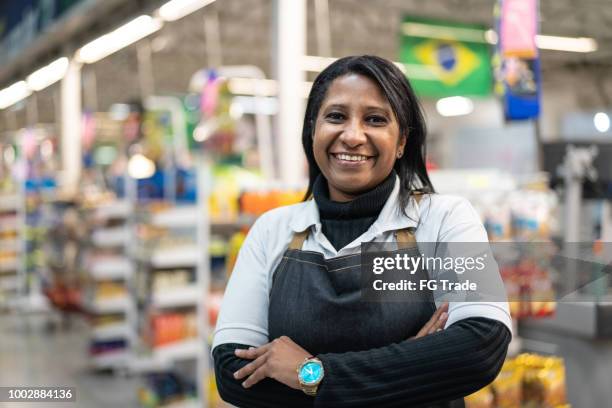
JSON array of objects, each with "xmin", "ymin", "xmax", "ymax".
[
  {"xmin": 439, "ymin": 312, "xmax": 448, "ymax": 320},
  {"xmin": 242, "ymin": 382, "xmax": 248, "ymax": 388},
  {"xmin": 234, "ymin": 349, "xmax": 241, "ymax": 355},
  {"xmin": 233, "ymin": 371, "xmax": 239, "ymax": 379},
  {"xmin": 249, "ymin": 347, "xmax": 255, "ymax": 350}
]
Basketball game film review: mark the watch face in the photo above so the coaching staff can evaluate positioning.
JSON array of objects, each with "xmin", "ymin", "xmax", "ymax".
[{"xmin": 299, "ymin": 361, "xmax": 323, "ymax": 385}]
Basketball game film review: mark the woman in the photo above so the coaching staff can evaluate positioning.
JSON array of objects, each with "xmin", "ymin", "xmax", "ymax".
[{"xmin": 213, "ymin": 55, "xmax": 512, "ymax": 407}]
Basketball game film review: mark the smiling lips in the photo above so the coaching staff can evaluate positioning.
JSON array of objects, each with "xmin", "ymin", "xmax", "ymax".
[{"xmin": 331, "ymin": 153, "xmax": 374, "ymax": 163}]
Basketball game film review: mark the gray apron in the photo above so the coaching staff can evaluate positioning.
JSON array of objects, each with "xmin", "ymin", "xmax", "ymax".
[{"xmin": 268, "ymin": 227, "xmax": 465, "ymax": 408}]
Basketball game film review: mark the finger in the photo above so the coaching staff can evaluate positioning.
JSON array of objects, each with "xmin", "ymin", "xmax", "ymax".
[
  {"xmin": 234, "ymin": 353, "xmax": 268, "ymax": 380},
  {"xmin": 428, "ymin": 312, "xmax": 448, "ymax": 334},
  {"xmin": 242, "ymin": 366, "xmax": 268, "ymax": 388},
  {"xmin": 413, "ymin": 303, "xmax": 449, "ymax": 339},
  {"xmin": 235, "ymin": 344, "xmax": 270, "ymax": 360},
  {"xmin": 421, "ymin": 304, "xmax": 446, "ymax": 333}
]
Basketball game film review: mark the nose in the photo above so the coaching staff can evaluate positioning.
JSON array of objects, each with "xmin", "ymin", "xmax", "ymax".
[{"xmin": 339, "ymin": 119, "xmax": 367, "ymax": 148}]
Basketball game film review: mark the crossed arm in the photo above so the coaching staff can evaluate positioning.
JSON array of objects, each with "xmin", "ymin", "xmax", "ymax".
[{"xmin": 213, "ymin": 311, "xmax": 511, "ymax": 407}]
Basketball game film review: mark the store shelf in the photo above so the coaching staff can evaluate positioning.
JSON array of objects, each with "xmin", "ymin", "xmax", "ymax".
[
  {"xmin": 87, "ymin": 297, "xmax": 132, "ymax": 314},
  {"xmin": 150, "ymin": 246, "xmax": 199, "ymax": 269},
  {"xmin": 152, "ymin": 285, "xmax": 200, "ymax": 308},
  {"xmin": 92, "ymin": 226, "xmax": 130, "ymax": 248},
  {"xmin": 0, "ymin": 217, "xmax": 17, "ymax": 232},
  {"xmin": 161, "ymin": 399, "xmax": 200, "ymax": 408},
  {"xmin": 0, "ymin": 275, "xmax": 19, "ymax": 291},
  {"xmin": 211, "ymin": 215, "xmax": 257, "ymax": 231},
  {"xmin": 91, "ymin": 323, "xmax": 134, "ymax": 341},
  {"xmin": 151, "ymin": 206, "xmax": 198, "ymax": 229},
  {"xmin": 0, "ymin": 195, "xmax": 19, "ymax": 213},
  {"xmin": 153, "ymin": 338, "xmax": 202, "ymax": 362},
  {"xmin": 0, "ymin": 258, "xmax": 18, "ymax": 273},
  {"xmin": 94, "ymin": 201, "xmax": 132, "ymax": 220},
  {"xmin": 0, "ymin": 238, "xmax": 19, "ymax": 251},
  {"xmin": 91, "ymin": 350, "xmax": 131, "ymax": 369},
  {"xmin": 89, "ymin": 257, "xmax": 134, "ymax": 280}
]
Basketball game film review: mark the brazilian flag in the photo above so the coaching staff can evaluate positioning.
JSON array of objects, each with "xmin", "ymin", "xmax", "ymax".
[{"xmin": 400, "ymin": 17, "xmax": 493, "ymax": 97}]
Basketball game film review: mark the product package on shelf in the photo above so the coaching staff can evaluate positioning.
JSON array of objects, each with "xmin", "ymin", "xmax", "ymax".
[
  {"xmin": 138, "ymin": 371, "xmax": 197, "ymax": 408},
  {"xmin": 465, "ymin": 353, "xmax": 569, "ymax": 408},
  {"xmin": 477, "ymin": 187, "xmax": 559, "ymax": 320}
]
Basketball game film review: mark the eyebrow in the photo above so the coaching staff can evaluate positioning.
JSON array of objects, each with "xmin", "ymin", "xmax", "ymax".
[{"xmin": 323, "ymin": 103, "xmax": 392, "ymax": 114}]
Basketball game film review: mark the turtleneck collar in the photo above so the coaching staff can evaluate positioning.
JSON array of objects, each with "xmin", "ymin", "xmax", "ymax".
[{"xmin": 313, "ymin": 170, "xmax": 397, "ymax": 220}]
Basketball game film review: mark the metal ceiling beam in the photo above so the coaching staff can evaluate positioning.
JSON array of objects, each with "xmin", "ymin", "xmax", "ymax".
[{"xmin": 0, "ymin": 0, "xmax": 158, "ymax": 88}]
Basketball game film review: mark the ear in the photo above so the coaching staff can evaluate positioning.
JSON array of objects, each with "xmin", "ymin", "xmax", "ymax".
[{"xmin": 397, "ymin": 135, "xmax": 407, "ymax": 157}]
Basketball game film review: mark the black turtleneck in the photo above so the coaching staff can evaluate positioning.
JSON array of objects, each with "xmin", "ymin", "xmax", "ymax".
[{"xmin": 313, "ymin": 171, "xmax": 396, "ymax": 251}]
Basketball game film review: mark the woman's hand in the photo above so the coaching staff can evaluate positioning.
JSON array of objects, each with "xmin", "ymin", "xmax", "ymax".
[
  {"xmin": 411, "ymin": 302, "xmax": 449, "ymax": 339},
  {"xmin": 233, "ymin": 336, "xmax": 311, "ymax": 389}
]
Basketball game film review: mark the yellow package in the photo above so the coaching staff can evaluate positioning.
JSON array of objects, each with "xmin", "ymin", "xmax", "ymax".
[
  {"xmin": 465, "ymin": 385, "xmax": 494, "ymax": 408},
  {"xmin": 519, "ymin": 353, "xmax": 567, "ymax": 408},
  {"xmin": 492, "ymin": 358, "xmax": 523, "ymax": 407}
]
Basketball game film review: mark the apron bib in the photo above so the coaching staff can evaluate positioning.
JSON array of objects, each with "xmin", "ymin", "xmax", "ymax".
[{"xmin": 268, "ymin": 227, "xmax": 465, "ymax": 408}]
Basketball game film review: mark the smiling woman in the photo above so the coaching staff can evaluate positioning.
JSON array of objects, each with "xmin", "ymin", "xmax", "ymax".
[
  {"xmin": 312, "ymin": 74, "xmax": 404, "ymax": 201},
  {"xmin": 212, "ymin": 56, "xmax": 511, "ymax": 408}
]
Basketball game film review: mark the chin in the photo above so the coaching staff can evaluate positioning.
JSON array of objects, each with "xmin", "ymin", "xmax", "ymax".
[{"xmin": 331, "ymin": 175, "xmax": 374, "ymax": 194}]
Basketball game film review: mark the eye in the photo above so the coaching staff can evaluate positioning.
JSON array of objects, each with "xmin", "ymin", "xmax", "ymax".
[
  {"xmin": 325, "ymin": 112, "xmax": 346, "ymax": 122},
  {"xmin": 366, "ymin": 115, "xmax": 388, "ymax": 125}
]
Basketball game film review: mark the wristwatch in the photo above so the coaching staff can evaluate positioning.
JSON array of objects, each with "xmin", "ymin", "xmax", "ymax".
[{"xmin": 297, "ymin": 357, "xmax": 325, "ymax": 396}]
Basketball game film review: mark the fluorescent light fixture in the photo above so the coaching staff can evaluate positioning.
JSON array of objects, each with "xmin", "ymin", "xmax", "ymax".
[
  {"xmin": 485, "ymin": 29, "xmax": 499, "ymax": 45},
  {"xmin": 403, "ymin": 22, "xmax": 488, "ymax": 43},
  {"xmin": 0, "ymin": 81, "xmax": 32, "ymax": 109},
  {"xmin": 109, "ymin": 103, "xmax": 131, "ymax": 121},
  {"xmin": 436, "ymin": 96, "xmax": 474, "ymax": 117},
  {"xmin": 594, "ymin": 112, "xmax": 610, "ymax": 133},
  {"xmin": 26, "ymin": 57, "xmax": 69, "ymax": 91},
  {"xmin": 128, "ymin": 153, "xmax": 156, "ymax": 179},
  {"xmin": 76, "ymin": 15, "xmax": 162, "ymax": 64},
  {"xmin": 535, "ymin": 35, "xmax": 597, "ymax": 53},
  {"xmin": 158, "ymin": 0, "xmax": 216, "ymax": 22},
  {"xmin": 485, "ymin": 31, "xmax": 598, "ymax": 53}
]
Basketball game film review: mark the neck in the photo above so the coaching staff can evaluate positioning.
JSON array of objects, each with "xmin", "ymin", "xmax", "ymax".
[{"xmin": 313, "ymin": 170, "xmax": 396, "ymax": 220}]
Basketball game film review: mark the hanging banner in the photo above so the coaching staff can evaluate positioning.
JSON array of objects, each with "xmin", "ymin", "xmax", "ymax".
[
  {"xmin": 496, "ymin": 0, "xmax": 541, "ymax": 120},
  {"xmin": 399, "ymin": 17, "xmax": 492, "ymax": 97}
]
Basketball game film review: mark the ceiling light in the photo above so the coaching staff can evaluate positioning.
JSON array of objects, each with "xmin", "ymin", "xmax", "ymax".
[
  {"xmin": 76, "ymin": 15, "xmax": 162, "ymax": 64},
  {"xmin": 485, "ymin": 29, "xmax": 499, "ymax": 45},
  {"xmin": 0, "ymin": 81, "xmax": 32, "ymax": 109},
  {"xmin": 535, "ymin": 35, "xmax": 597, "ymax": 53},
  {"xmin": 436, "ymin": 96, "xmax": 474, "ymax": 117},
  {"xmin": 402, "ymin": 22, "xmax": 488, "ymax": 43},
  {"xmin": 128, "ymin": 153, "xmax": 156, "ymax": 179},
  {"xmin": 26, "ymin": 57, "xmax": 69, "ymax": 91},
  {"xmin": 158, "ymin": 0, "xmax": 216, "ymax": 22},
  {"xmin": 594, "ymin": 112, "xmax": 610, "ymax": 133}
]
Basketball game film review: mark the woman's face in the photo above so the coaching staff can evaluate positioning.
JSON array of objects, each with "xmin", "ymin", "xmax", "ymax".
[{"xmin": 313, "ymin": 74, "xmax": 405, "ymax": 202}]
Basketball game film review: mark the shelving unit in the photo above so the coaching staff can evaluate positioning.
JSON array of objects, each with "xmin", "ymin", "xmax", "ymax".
[
  {"xmin": 84, "ymin": 199, "xmax": 137, "ymax": 370},
  {"xmin": 0, "ymin": 193, "xmax": 22, "ymax": 310},
  {"xmin": 132, "ymin": 200, "xmax": 205, "ymax": 405}
]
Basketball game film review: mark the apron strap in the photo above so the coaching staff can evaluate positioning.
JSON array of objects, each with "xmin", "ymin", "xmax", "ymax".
[
  {"xmin": 288, "ymin": 192, "xmax": 426, "ymax": 251},
  {"xmin": 288, "ymin": 229, "xmax": 310, "ymax": 250},
  {"xmin": 396, "ymin": 192, "xmax": 424, "ymax": 249}
]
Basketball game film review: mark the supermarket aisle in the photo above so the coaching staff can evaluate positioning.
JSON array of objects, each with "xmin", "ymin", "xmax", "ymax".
[{"xmin": 0, "ymin": 313, "xmax": 140, "ymax": 408}]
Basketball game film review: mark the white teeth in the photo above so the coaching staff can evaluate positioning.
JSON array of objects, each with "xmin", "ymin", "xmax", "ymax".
[{"xmin": 336, "ymin": 154, "xmax": 368, "ymax": 162}]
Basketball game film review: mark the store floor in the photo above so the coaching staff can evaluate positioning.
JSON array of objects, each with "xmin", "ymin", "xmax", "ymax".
[{"xmin": 0, "ymin": 313, "xmax": 141, "ymax": 408}]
